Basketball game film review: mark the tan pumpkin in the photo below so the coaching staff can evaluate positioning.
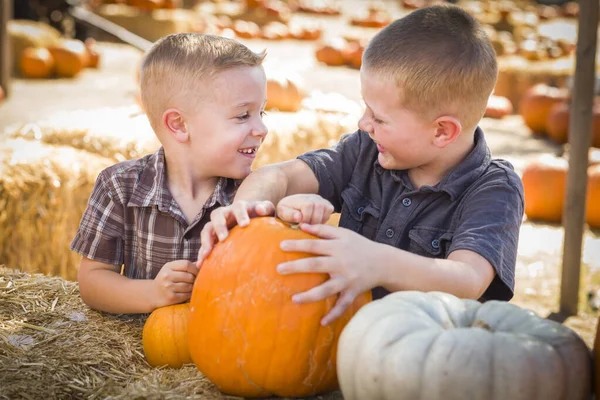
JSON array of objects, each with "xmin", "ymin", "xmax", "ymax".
[
  {"xmin": 522, "ymin": 154, "xmax": 568, "ymax": 223},
  {"xmin": 519, "ymin": 83, "xmax": 569, "ymax": 135},
  {"xmin": 142, "ymin": 302, "xmax": 192, "ymax": 368},
  {"xmin": 48, "ymin": 39, "xmax": 88, "ymax": 78},
  {"xmin": 19, "ymin": 47, "xmax": 55, "ymax": 79},
  {"xmin": 266, "ymin": 74, "xmax": 306, "ymax": 112},
  {"xmin": 586, "ymin": 164, "xmax": 600, "ymax": 229},
  {"xmin": 337, "ymin": 291, "xmax": 592, "ymax": 400},
  {"xmin": 188, "ymin": 217, "xmax": 372, "ymax": 398}
]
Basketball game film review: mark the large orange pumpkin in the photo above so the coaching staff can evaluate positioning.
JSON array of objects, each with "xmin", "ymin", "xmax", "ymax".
[
  {"xmin": 142, "ymin": 302, "xmax": 192, "ymax": 368},
  {"xmin": 522, "ymin": 154, "xmax": 568, "ymax": 223},
  {"xmin": 586, "ymin": 164, "xmax": 600, "ymax": 229},
  {"xmin": 188, "ymin": 217, "xmax": 372, "ymax": 398},
  {"xmin": 546, "ymin": 101, "xmax": 600, "ymax": 147},
  {"xmin": 519, "ymin": 83, "xmax": 569, "ymax": 135}
]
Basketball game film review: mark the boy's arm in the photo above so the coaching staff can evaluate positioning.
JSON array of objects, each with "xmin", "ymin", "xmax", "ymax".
[
  {"xmin": 78, "ymin": 258, "xmax": 157, "ymax": 313},
  {"xmin": 78, "ymin": 257, "xmax": 198, "ymax": 314}
]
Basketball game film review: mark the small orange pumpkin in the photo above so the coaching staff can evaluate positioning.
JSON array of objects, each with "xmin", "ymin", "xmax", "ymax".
[
  {"xmin": 519, "ymin": 83, "xmax": 569, "ymax": 135},
  {"xmin": 142, "ymin": 303, "xmax": 192, "ymax": 368},
  {"xmin": 266, "ymin": 74, "xmax": 306, "ymax": 112},
  {"xmin": 315, "ymin": 38, "xmax": 347, "ymax": 66},
  {"xmin": 188, "ymin": 217, "xmax": 372, "ymax": 398},
  {"xmin": 485, "ymin": 95, "xmax": 514, "ymax": 119},
  {"xmin": 522, "ymin": 155, "xmax": 568, "ymax": 223},
  {"xmin": 19, "ymin": 47, "xmax": 55, "ymax": 79}
]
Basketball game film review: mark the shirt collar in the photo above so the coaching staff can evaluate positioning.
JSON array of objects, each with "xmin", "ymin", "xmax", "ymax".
[
  {"xmin": 373, "ymin": 127, "xmax": 491, "ymax": 200},
  {"xmin": 128, "ymin": 147, "xmax": 240, "ymax": 210}
]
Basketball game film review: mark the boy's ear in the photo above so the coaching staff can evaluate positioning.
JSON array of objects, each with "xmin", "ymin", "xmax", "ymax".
[
  {"xmin": 162, "ymin": 109, "xmax": 189, "ymax": 143},
  {"xmin": 432, "ymin": 116, "xmax": 462, "ymax": 148}
]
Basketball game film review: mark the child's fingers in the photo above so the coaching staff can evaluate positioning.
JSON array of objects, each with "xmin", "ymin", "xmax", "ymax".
[
  {"xmin": 232, "ymin": 202, "xmax": 252, "ymax": 226},
  {"xmin": 170, "ymin": 261, "xmax": 200, "ymax": 277},
  {"xmin": 277, "ymin": 204, "xmax": 302, "ymax": 223},
  {"xmin": 167, "ymin": 270, "xmax": 197, "ymax": 283},
  {"xmin": 253, "ymin": 201, "xmax": 275, "ymax": 217},
  {"xmin": 299, "ymin": 202, "xmax": 315, "ymax": 224},
  {"xmin": 171, "ymin": 282, "xmax": 194, "ymax": 293},
  {"xmin": 209, "ymin": 207, "xmax": 231, "ymax": 241},
  {"xmin": 321, "ymin": 290, "xmax": 356, "ymax": 326}
]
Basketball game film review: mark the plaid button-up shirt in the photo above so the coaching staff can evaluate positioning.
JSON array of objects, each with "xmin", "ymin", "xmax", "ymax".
[{"xmin": 70, "ymin": 147, "xmax": 239, "ymax": 279}]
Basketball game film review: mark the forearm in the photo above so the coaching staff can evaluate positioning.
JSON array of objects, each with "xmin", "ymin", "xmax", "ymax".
[
  {"xmin": 375, "ymin": 244, "xmax": 490, "ymax": 299},
  {"xmin": 79, "ymin": 269, "xmax": 156, "ymax": 314},
  {"xmin": 234, "ymin": 165, "xmax": 290, "ymax": 204}
]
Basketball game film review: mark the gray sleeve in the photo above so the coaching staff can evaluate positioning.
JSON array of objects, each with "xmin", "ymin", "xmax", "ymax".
[
  {"xmin": 448, "ymin": 172, "xmax": 525, "ymax": 301},
  {"xmin": 296, "ymin": 130, "xmax": 363, "ymax": 211}
]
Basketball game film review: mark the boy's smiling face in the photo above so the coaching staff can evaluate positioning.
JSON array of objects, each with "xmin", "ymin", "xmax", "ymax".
[
  {"xmin": 178, "ymin": 65, "xmax": 268, "ymax": 179},
  {"xmin": 358, "ymin": 68, "xmax": 440, "ymax": 171}
]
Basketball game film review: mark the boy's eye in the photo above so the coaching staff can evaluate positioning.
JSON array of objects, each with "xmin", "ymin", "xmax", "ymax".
[
  {"xmin": 236, "ymin": 112, "xmax": 250, "ymax": 121},
  {"xmin": 373, "ymin": 116, "xmax": 384, "ymax": 124},
  {"xmin": 260, "ymin": 110, "xmax": 267, "ymax": 118}
]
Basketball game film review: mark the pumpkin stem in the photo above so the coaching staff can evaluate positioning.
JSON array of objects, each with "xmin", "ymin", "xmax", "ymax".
[{"xmin": 472, "ymin": 319, "xmax": 492, "ymax": 331}]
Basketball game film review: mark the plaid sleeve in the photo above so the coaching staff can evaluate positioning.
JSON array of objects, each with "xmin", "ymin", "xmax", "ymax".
[{"xmin": 70, "ymin": 171, "xmax": 125, "ymax": 266}]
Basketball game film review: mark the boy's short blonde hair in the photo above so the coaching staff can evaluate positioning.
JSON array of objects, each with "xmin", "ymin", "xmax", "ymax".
[
  {"xmin": 362, "ymin": 4, "xmax": 498, "ymax": 131},
  {"xmin": 140, "ymin": 33, "xmax": 266, "ymax": 129}
]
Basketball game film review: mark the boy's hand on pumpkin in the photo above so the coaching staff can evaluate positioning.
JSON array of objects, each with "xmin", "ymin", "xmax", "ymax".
[
  {"xmin": 197, "ymin": 200, "xmax": 275, "ymax": 267},
  {"xmin": 276, "ymin": 194, "xmax": 334, "ymax": 225},
  {"xmin": 153, "ymin": 260, "xmax": 199, "ymax": 308},
  {"xmin": 276, "ymin": 223, "xmax": 380, "ymax": 326}
]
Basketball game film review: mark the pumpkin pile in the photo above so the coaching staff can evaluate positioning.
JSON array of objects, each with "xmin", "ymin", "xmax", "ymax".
[
  {"xmin": 293, "ymin": 0, "xmax": 341, "ymax": 16},
  {"xmin": 337, "ymin": 290, "xmax": 592, "ymax": 400},
  {"xmin": 521, "ymin": 151, "xmax": 600, "ymax": 228},
  {"xmin": 519, "ymin": 83, "xmax": 600, "ymax": 146},
  {"xmin": 187, "ymin": 217, "xmax": 371, "ymax": 397}
]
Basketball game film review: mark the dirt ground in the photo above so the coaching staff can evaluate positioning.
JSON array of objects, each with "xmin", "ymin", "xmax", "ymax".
[{"xmin": 1, "ymin": 0, "xmax": 598, "ymax": 355}]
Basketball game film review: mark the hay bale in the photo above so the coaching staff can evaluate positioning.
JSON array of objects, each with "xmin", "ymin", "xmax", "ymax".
[
  {"xmin": 5, "ymin": 106, "xmax": 161, "ymax": 163},
  {"xmin": 0, "ymin": 267, "xmax": 344, "ymax": 399},
  {"xmin": 0, "ymin": 139, "xmax": 114, "ymax": 281}
]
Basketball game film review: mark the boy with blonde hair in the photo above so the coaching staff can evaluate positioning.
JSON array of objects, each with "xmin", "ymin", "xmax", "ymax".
[
  {"xmin": 198, "ymin": 4, "xmax": 524, "ymax": 325},
  {"xmin": 71, "ymin": 33, "xmax": 268, "ymax": 314}
]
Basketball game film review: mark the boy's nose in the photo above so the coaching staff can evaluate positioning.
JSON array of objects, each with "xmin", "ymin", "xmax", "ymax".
[
  {"xmin": 358, "ymin": 114, "xmax": 371, "ymax": 133},
  {"xmin": 252, "ymin": 118, "xmax": 268, "ymax": 138}
]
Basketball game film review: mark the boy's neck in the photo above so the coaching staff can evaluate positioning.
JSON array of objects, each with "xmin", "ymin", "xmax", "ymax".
[
  {"xmin": 408, "ymin": 131, "xmax": 476, "ymax": 189},
  {"xmin": 163, "ymin": 147, "xmax": 218, "ymax": 202}
]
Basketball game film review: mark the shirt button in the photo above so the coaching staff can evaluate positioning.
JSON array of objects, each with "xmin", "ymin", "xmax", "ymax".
[
  {"xmin": 431, "ymin": 239, "xmax": 440, "ymax": 249},
  {"xmin": 402, "ymin": 198, "xmax": 412, "ymax": 207},
  {"xmin": 357, "ymin": 206, "xmax": 365, "ymax": 215},
  {"xmin": 385, "ymin": 228, "xmax": 395, "ymax": 238}
]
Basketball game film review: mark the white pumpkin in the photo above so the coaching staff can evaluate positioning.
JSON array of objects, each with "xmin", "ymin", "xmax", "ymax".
[{"xmin": 337, "ymin": 291, "xmax": 592, "ymax": 400}]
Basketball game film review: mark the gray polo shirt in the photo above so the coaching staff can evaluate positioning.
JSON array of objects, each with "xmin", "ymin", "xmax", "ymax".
[{"xmin": 297, "ymin": 128, "xmax": 524, "ymax": 301}]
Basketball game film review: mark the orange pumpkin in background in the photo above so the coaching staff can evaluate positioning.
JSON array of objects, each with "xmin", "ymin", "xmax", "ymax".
[
  {"xmin": 519, "ymin": 83, "xmax": 569, "ymax": 135},
  {"xmin": 48, "ymin": 39, "xmax": 88, "ymax": 78},
  {"xmin": 19, "ymin": 47, "xmax": 55, "ymax": 79},
  {"xmin": 142, "ymin": 303, "xmax": 192, "ymax": 368},
  {"xmin": 522, "ymin": 154, "xmax": 568, "ymax": 223},
  {"xmin": 187, "ymin": 217, "xmax": 372, "ymax": 398},
  {"xmin": 546, "ymin": 101, "xmax": 600, "ymax": 147}
]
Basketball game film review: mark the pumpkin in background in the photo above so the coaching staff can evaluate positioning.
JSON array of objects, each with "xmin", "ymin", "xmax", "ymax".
[
  {"xmin": 188, "ymin": 217, "xmax": 372, "ymax": 398},
  {"xmin": 315, "ymin": 37, "xmax": 347, "ymax": 66},
  {"xmin": 546, "ymin": 101, "xmax": 570, "ymax": 144},
  {"xmin": 586, "ymin": 164, "xmax": 600, "ymax": 229},
  {"xmin": 84, "ymin": 38, "xmax": 101, "ymax": 68},
  {"xmin": 266, "ymin": 74, "xmax": 306, "ymax": 112},
  {"xmin": 142, "ymin": 302, "xmax": 192, "ymax": 368},
  {"xmin": 48, "ymin": 39, "xmax": 88, "ymax": 78},
  {"xmin": 337, "ymin": 291, "xmax": 592, "ymax": 400},
  {"xmin": 519, "ymin": 83, "xmax": 569, "ymax": 135},
  {"xmin": 19, "ymin": 47, "xmax": 55, "ymax": 79},
  {"xmin": 522, "ymin": 154, "xmax": 568, "ymax": 223},
  {"xmin": 546, "ymin": 101, "xmax": 600, "ymax": 147},
  {"xmin": 484, "ymin": 94, "xmax": 513, "ymax": 119}
]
